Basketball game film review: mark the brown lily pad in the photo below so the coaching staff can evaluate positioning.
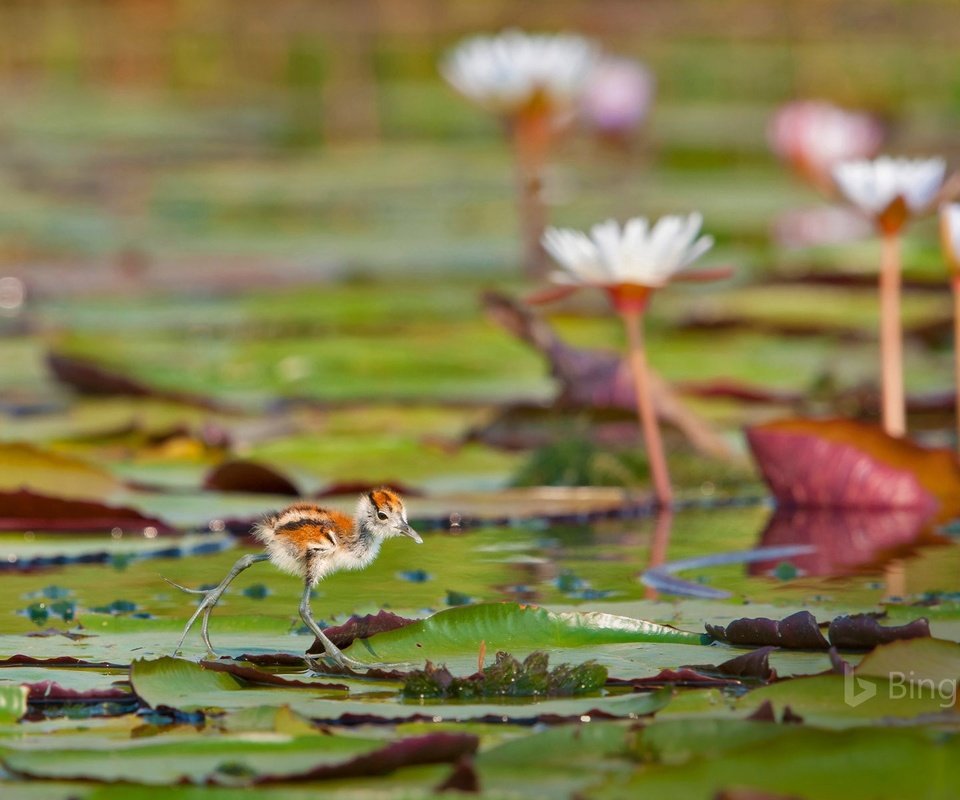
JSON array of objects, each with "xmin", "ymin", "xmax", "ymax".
[
  {"xmin": 827, "ymin": 614, "xmax": 931, "ymax": 650},
  {"xmin": 201, "ymin": 660, "xmax": 348, "ymax": 691},
  {"xmin": 435, "ymin": 756, "xmax": 481, "ymax": 794},
  {"xmin": 0, "ymin": 655, "xmax": 124, "ymax": 669},
  {"xmin": 24, "ymin": 681, "xmax": 132, "ymax": 702},
  {"xmin": 482, "ymin": 291, "xmax": 732, "ymax": 459},
  {"xmin": 47, "ymin": 351, "xmax": 227, "ymax": 411},
  {"xmin": 203, "ymin": 460, "xmax": 300, "ymax": 496},
  {"xmin": 683, "ymin": 646, "xmax": 779, "ymax": 682},
  {"xmin": 248, "ymin": 733, "xmax": 479, "ymax": 786},
  {"xmin": 706, "ymin": 611, "xmax": 829, "ymax": 650},
  {"xmin": 0, "ymin": 489, "xmax": 174, "ymax": 533},
  {"xmin": 745, "ymin": 699, "xmax": 804, "ymax": 724},
  {"xmin": 746, "ymin": 417, "xmax": 960, "ymax": 518},
  {"xmin": 308, "ymin": 610, "xmax": 417, "ymax": 654},
  {"xmin": 606, "ymin": 668, "xmax": 741, "ymax": 689}
]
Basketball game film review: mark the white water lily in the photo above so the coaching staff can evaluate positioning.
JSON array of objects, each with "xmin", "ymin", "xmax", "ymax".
[
  {"xmin": 542, "ymin": 214, "xmax": 714, "ymax": 289},
  {"xmin": 441, "ymin": 30, "xmax": 599, "ymax": 116},
  {"xmin": 833, "ymin": 156, "xmax": 945, "ymax": 219}
]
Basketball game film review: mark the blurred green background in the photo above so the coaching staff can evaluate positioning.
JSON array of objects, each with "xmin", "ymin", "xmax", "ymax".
[{"xmin": 1, "ymin": 0, "xmax": 958, "ymax": 276}]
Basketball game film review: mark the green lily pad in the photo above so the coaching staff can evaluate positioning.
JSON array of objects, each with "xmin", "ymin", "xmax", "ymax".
[
  {"xmin": 607, "ymin": 722, "xmax": 960, "ymax": 800},
  {"xmin": 343, "ymin": 602, "xmax": 708, "ymax": 664},
  {"xmin": 0, "ymin": 686, "xmax": 27, "ymax": 723},
  {"xmin": 855, "ymin": 637, "xmax": 960, "ymax": 685},
  {"xmin": 0, "ymin": 444, "xmax": 119, "ymax": 501},
  {"xmin": 1, "ymin": 732, "xmax": 388, "ymax": 785},
  {"xmin": 737, "ymin": 674, "xmax": 954, "ymax": 727}
]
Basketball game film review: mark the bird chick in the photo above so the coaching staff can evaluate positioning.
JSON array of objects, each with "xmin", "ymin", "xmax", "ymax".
[{"xmin": 168, "ymin": 489, "xmax": 421, "ymax": 669}]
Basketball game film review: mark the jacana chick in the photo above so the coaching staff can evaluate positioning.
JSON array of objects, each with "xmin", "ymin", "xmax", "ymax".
[{"xmin": 169, "ymin": 488, "xmax": 421, "ymax": 669}]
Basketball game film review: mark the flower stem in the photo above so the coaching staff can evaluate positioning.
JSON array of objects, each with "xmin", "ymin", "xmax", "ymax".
[
  {"xmin": 879, "ymin": 231, "xmax": 906, "ymax": 438},
  {"xmin": 621, "ymin": 310, "xmax": 673, "ymax": 507},
  {"xmin": 513, "ymin": 108, "xmax": 551, "ymax": 279}
]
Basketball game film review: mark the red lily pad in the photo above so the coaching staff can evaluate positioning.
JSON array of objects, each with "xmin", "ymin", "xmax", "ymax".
[
  {"xmin": 746, "ymin": 417, "xmax": 960, "ymax": 517},
  {"xmin": 203, "ymin": 460, "xmax": 300, "ymax": 496},
  {"xmin": 0, "ymin": 489, "xmax": 175, "ymax": 533}
]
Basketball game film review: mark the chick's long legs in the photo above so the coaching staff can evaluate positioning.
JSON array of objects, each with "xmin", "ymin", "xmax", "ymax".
[
  {"xmin": 298, "ymin": 579, "xmax": 369, "ymax": 670},
  {"xmin": 166, "ymin": 553, "xmax": 270, "ymax": 655}
]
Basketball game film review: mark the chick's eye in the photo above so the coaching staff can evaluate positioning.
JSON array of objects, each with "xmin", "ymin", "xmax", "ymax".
[{"xmin": 377, "ymin": 511, "xmax": 388, "ymax": 521}]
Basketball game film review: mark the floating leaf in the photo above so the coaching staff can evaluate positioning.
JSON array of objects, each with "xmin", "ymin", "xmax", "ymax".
[
  {"xmin": 706, "ymin": 611, "xmax": 829, "ymax": 649},
  {"xmin": 47, "ymin": 351, "xmax": 224, "ymax": 411},
  {"xmin": 23, "ymin": 680, "xmax": 131, "ymax": 702},
  {"xmin": 855, "ymin": 637, "xmax": 960, "ymax": 685},
  {"xmin": 0, "ymin": 730, "xmax": 424, "ymax": 785},
  {"xmin": 618, "ymin": 721, "xmax": 960, "ymax": 798},
  {"xmin": 606, "ymin": 668, "xmax": 740, "ymax": 689},
  {"xmin": 0, "ymin": 489, "xmax": 175, "ymax": 534},
  {"xmin": 0, "ymin": 685, "xmax": 27, "ymax": 722},
  {"xmin": 342, "ymin": 603, "xmax": 707, "ymax": 664},
  {"xmin": 746, "ymin": 417, "xmax": 960, "ymax": 517},
  {"xmin": 828, "ymin": 614, "xmax": 931, "ymax": 650},
  {"xmin": 737, "ymin": 674, "xmax": 950, "ymax": 727},
  {"xmin": 308, "ymin": 610, "xmax": 416, "ymax": 653},
  {"xmin": 131, "ymin": 657, "xmax": 243, "ymax": 710},
  {"xmin": 199, "ymin": 660, "xmax": 348, "ymax": 692},
  {"xmin": 250, "ymin": 733, "xmax": 478, "ymax": 786},
  {"xmin": 0, "ymin": 443, "xmax": 119, "ymax": 500},
  {"xmin": 202, "ymin": 460, "xmax": 300, "ymax": 496},
  {"xmin": 682, "ymin": 646, "xmax": 779, "ymax": 682}
]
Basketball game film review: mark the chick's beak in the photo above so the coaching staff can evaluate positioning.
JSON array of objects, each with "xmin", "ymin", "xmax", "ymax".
[{"xmin": 400, "ymin": 523, "xmax": 423, "ymax": 544}]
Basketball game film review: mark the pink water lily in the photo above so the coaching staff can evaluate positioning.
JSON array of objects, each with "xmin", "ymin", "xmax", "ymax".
[{"xmin": 769, "ymin": 101, "xmax": 884, "ymax": 194}]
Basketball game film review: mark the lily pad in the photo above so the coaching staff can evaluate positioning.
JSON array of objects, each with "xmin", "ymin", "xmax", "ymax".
[
  {"xmin": 746, "ymin": 417, "xmax": 960, "ymax": 518},
  {"xmin": 0, "ymin": 685, "xmax": 27, "ymax": 723},
  {"xmin": 342, "ymin": 602, "xmax": 708, "ymax": 664}
]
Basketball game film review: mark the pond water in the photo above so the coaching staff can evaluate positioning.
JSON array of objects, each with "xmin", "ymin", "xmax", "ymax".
[{"xmin": 3, "ymin": 502, "xmax": 957, "ymax": 655}]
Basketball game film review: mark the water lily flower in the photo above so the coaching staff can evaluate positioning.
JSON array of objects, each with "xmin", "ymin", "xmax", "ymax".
[
  {"xmin": 940, "ymin": 203, "xmax": 960, "ymax": 452},
  {"xmin": 441, "ymin": 30, "xmax": 600, "ymax": 277},
  {"xmin": 581, "ymin": 57, "xmax": 654, "ymax": 142},
  {"xmin": 441, "ymin": 30, "xmax": 599, "ymax": 117},
  {"xmin": 541, "ymin": 213, "xmax": 717, "ymax": 506},
  {"xmin": 832, "ymin": 156, "xmax": 947, "ymax": 438},
  {"xmin": 833, "ymin": 156, "xmax": 945, "ymax": 234},
  {"xmin": 769, "ymin": 101, "xmax": 884, "ymax": 193}
]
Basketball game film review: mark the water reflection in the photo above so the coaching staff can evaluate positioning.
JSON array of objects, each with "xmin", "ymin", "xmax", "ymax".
[
  {"xmin": 644, "ymin": 511, "xmax": 673, "ymax": 600},
  {"xmin": 749, "ymin": 507, "xmax": 937, "ymax": 578}
]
